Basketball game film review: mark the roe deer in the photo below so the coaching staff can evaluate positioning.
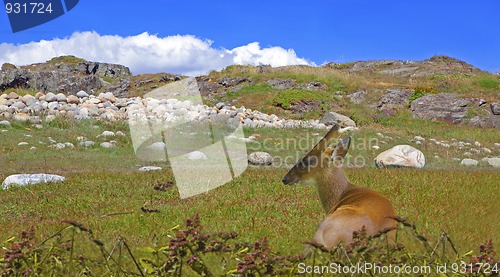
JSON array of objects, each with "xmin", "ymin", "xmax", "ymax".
[{"xmin": 282, "ymin": 125, "xmax": 397, "ymax": 251}]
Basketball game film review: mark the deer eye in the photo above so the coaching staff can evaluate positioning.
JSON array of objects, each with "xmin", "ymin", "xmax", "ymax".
[{"xmin": 298, "ymin": 156, "xmax": 317, "ymax": 170}]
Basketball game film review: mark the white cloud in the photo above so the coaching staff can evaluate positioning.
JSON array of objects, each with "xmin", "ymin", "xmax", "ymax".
[{"xmin": 0, "ymin": 31, "xmax": 313, "ymax": 75}]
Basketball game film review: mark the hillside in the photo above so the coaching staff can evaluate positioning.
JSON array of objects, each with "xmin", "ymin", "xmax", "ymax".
[{"xmin": 1, "ymin": 55, "xmax": 499, "ymax": 128}]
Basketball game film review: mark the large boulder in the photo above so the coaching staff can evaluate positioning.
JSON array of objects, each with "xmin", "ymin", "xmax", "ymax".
[
  {"xmin": 410, "ymin": 93, "xmax": 479, "ymax": 124},
  {"xmin": 2, "ymin": 174, "xmax": 65, "ymax": 189},
  {"xmin": 375, "ymin": 145, "xmax": 425, "ymax": 168},
  {"xmin": 248, "ymin": 152, "xmax": 273, "ymax": 166},
  {"xmin": 319, "ymin": 112, "xmax": 356, "ymax": 128}
]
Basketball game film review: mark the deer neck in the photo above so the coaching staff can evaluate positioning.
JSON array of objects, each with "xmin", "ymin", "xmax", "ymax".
[{"xmin": 316, "ymin": 166, "xmax": 351, "ymax": 214}]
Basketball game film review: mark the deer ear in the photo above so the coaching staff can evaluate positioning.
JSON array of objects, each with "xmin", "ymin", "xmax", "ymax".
[
  {"xmin": 333, "ymin": 137, "xmax": 351, "ymax": 158},
  {"xmin": 322, "ymin": 147, "xmax": 335, "ymax": 158}
]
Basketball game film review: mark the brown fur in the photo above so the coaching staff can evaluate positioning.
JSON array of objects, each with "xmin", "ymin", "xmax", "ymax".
[{"xmin": 282, "ymin": 126, "xmax": 397, "ymax": 251}]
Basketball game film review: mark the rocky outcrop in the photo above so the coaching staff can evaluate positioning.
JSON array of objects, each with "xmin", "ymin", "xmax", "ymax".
[
  {"xmin": 196, "ymin": 77, "xmax": 252, "ymax": 99},
  {"xmin": 267, "ymin": 79, "xmax": 297, "ymax": 90},
  {"xmin": 344, "ymin": 56, "xmax": 481, "ymax": 77},
  {"xmin": 377, "ymin": 89, "xmax": 413, "ymax": 110},
  {"xmin": 0, "ymin": 57, "xmax": 131, "ymax": 96},
  {"xmin": 410, "ymin": 93, "xmax": 499, "ymax": 127}
]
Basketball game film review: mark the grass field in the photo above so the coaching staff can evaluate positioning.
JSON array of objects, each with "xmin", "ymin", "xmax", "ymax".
[{"xmin": 1, "ymin": 117, "xmax": 498, "ymax": 260}]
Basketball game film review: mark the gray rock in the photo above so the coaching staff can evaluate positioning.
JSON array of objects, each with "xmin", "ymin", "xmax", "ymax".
[
  {"xmin": 348, "ymin": 91, "xmax": 366, "ymax": 104},
  {"xmin": 138, "ymin": 166, "xmax": 163, "ymax": 172},
  {"xmin": 377, "ymin": 89, "xmax": 413, "ymax": 110},
  {"xmin": 379, "ymin": 66, "xmax": 419, "ymax": 75},
  {"xmin": 219, "ymin": 77, "xmax": 251, "ymax": 87},
  {"xmin": 460, "ymin": 158, "xmax": 478, "ymax": 166},
  {"xmin": 267, "ymin": 79, "xmax": 297, "ymax": 90},
  {"xmin": 302, "ymin": 82, "xmax": 325, "ymax": 91},
  {"xmin": 100, "ymin": 142, "xmax": 116, "ymax": 149},
  {"xmin": 319, "ymin": 112, "xmax": 356, "ymax": 127},
  {"xmin": 375, "ymin": 145, "xmax": 425, "ymax": 168},
  {"xmin": 12, "ymin": 101, "xmax": 26, "ymax": 109},
  {"xmin": 45, "ymin": 92, "xmax": 57, "ymax": 102},
  {"xmin": 248, "ymin": 152, "xmax": 273, "ymax": 166},
  {"xmin": 491, "ymin": 103, "xmax": 500, "ymax": 115},
  {"xmin": 2, "ymin": 174, "xmax": 65, "ymax": 190},
  {"xmin": 56, "ymin": 93, "xmax": 67, "ymax": 102},
  {"xmin": 0, "ymin": 120, "xmax": 11, "ymax": 126},
  {"xmin": 243, "ymin": 118, "xmax": 256, "ymax": 128},
  {"xmin": 410, "ymin": 93, "xmax": 478, "ymax": 124},
  {"xmin": 21, "ymin": 94, "xmax": 36, "ymax": 106}
]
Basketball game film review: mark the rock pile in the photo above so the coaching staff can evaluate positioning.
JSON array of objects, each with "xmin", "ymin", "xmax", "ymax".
[{"xmin": 0, "ymin": 91, "xmax": 344, "ymax": 129}]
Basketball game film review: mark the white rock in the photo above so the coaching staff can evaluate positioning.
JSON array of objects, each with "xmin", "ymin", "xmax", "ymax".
[
  {"xmin": 481, "ymin": 148, "xmax": 492, "ymax": 154},
  {"xmin": 64, "ymin": 142, "xmax": 75, "ymax": 148},
  {"xmin": 494, "ymin": 143, "xmax": 500, "ymax": 148},
  {"xmin": 97, "ymin": 131, "xmax": 115, "ymax": 137},
  {"xmin": 138, "ymin": 166, "xmax": 163, "ymax": 172},
  {"xmin": 76, "ymin": 90, "xmax": 89, "ymax": 98},
  {"xmin": 460, "ymin": 158, "xmax": 478, "ymax": 166},
  {"xmin": 50, "ymin": 143, "xmax": 66, "ymax": 150},
  {"xmin": 18, "ymin": 142, "xmax": 29, "ymax": 146},
  {"xmin": 116, "ymin": 131, "xmax": 126, "ymax": 137},
  {"xmin": 474, "ymin": 141, "xmax": 481, "ymax": 147},
  {"xmin": 372, "ymin": 145, "xmax": 380, "ymax": 150},
  {"xmin": 2, "ymin": 174, "xmax": 65, "ymax": 190},
  {"xmin": 485, "ymin": 158, "xmax": 500, "ymax": 168},
  {"xmin": 0, "ymin": 120, "xmax": 11, "ymax": 126},
  {"xmin": 79, "ymin": 141, "xmax": 95, "ymax": 147},
  {"xmin": 146, "ymin": 142, "xmax": 166, "ymax": 152},
  {"xmin": 415, "ymin": 141, "xmax": 422, "ymax": 145},
  {"xmin": 248, "ymin": 152, "xmax": 273, "ymax": 166},
  {"xmin": 375, "ymin": 145, "xmax": 425, "ymax": 168},
  {"xmin": 100, "ymin": 142, "xmax": 116, "ymax": 149},
  {"xmin": 186, "ymin": 151, "xmax": 208, "ymax": 160}
]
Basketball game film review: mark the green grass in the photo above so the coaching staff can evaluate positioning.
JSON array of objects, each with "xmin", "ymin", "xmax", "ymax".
[
  {"xmin": 47, "ymin": 55, "xmax": 87, "ymax": 65},
  {"xmin": 1, "ymin": 118, "xmax": 499, "ymax": 259}
]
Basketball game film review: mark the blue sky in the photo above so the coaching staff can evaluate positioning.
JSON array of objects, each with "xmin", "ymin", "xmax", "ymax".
[{"xmin": 1, "ymin": 0, "xmax": 499, "ymax": 75}]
